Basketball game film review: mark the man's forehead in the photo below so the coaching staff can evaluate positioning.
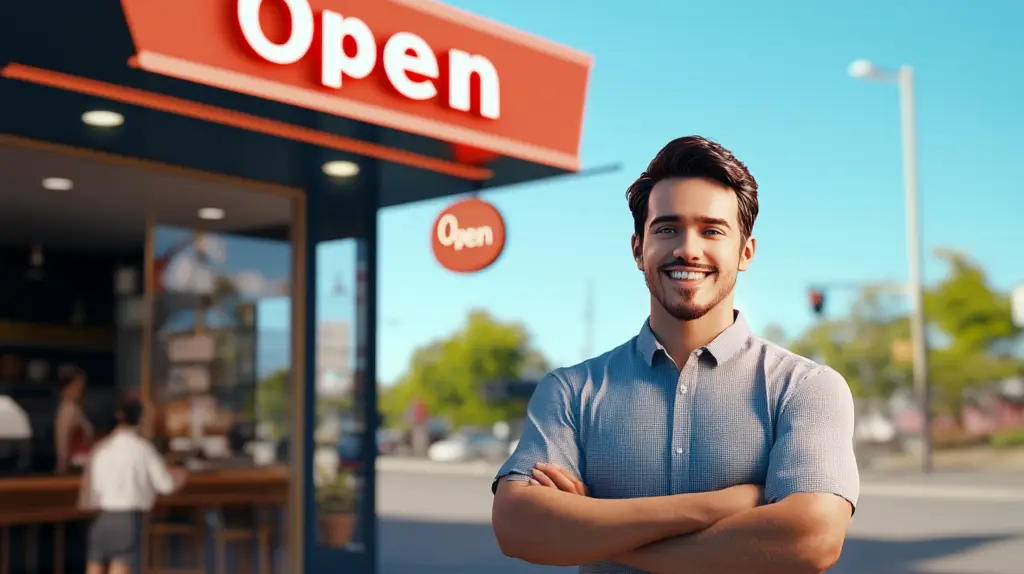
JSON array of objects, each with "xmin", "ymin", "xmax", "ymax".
[{"xmin": 647, "ymin": 178, "xmax": 739, "ymax": 220}]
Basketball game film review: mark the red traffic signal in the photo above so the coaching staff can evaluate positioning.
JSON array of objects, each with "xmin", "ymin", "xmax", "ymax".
[{"xmin": 809, "ymin": 289, "xmax": 825, "ymax": 315}]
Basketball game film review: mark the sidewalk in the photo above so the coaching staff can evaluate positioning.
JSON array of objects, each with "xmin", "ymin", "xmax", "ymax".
[
  {"xmin": 377, "ymin": 449, "xmax": 1024, "ymax": 503},
  {"xmin": 862, "ymin": 445, "xmax": 1024, "ymax": 473}
]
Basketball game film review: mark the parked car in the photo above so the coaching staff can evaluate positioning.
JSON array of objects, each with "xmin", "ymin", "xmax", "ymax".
[{"xmin": 427, "ymin": 431, "xmax": 507, "ymax": 462}]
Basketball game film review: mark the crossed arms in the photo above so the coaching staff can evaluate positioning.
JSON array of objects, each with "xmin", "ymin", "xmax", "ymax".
[
  {"xmin": 494, "ymin": 471, "xmax": 850, "ymax": 573},
  {"xmin": 491, "ymin": 367, "xmax": 859, "ymax": 573}
]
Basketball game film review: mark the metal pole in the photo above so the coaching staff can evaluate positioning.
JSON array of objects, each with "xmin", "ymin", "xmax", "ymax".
[{"xmin": 898, "ymin": 65, "xmax": 932, "ymax": 473}]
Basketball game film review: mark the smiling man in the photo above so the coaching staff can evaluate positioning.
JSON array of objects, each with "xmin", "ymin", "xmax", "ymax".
[{"xmin": 491, "ymin": 136, "xmax": 859, "ymax": 574}]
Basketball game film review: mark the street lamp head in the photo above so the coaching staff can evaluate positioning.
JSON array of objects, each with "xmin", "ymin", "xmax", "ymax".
[{"xmin": 848, "ymin": 59, "xmax": 879, "ymax": 79}]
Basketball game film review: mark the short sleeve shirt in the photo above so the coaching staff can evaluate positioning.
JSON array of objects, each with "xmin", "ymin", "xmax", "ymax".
[{"xmin": 494, "ymin": 312, "xmax": 860, "ymax": 574}]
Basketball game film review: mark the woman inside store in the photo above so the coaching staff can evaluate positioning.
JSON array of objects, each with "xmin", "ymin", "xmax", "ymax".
[{"xmin": 55, "ymin": 366, "xmax": 95, "ymax": 474}]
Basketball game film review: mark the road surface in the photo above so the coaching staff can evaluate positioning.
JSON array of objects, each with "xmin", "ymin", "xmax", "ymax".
[{"xmin": 375, "ymin": 460, "xmax": 1024, "ymax": 574}]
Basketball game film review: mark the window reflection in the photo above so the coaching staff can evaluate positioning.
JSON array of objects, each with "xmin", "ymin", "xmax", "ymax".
[
  {"xmin": 313, "ymin": 239, "xmax": 367, "ymax": 551},
  {"xmin": 151, "ymin": 226, "xmax": 292, "ymax": 468}
]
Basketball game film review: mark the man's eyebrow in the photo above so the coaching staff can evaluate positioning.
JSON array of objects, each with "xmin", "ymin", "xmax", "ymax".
[
  {"xmin": 649, "ymin": 215, "xmax": 732, "ymax": 228},
  {"xmin": 649, "ymin": 215, "xmax": 681, "ymax": 227},
  {"xmin": 695, "ymin": 216, "xmax": 732, "ymax": 228}
]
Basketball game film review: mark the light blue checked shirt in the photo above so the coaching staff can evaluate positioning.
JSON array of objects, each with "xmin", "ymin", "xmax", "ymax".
[{"xmin": 494, "ymin": 312, "xmax": 860, "ymax": 573}]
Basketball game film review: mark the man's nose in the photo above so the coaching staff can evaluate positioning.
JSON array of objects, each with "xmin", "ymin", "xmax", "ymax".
[{"xmin": 672, "ymin": 230, "xmax": 703, "ymax": 262}]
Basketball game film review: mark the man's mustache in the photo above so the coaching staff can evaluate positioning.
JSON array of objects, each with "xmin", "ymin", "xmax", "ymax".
[{"xmin": 658, "ymin": 259, "xmax": 716, "ymax": 273}]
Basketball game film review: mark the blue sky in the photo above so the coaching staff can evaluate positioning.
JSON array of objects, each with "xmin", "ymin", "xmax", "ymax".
[{"xmin": 305, "ymin": 0, "xmax": 1024, "ymax": 384}]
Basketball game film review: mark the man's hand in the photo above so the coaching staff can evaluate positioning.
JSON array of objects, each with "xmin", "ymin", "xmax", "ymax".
[
  {"xmin": 170, "ymin": 467, "xmax": 188, "ymax": 491},
  {"xmin": 531, "ymin": 462, "xmax": 588, "ymax": 496}
]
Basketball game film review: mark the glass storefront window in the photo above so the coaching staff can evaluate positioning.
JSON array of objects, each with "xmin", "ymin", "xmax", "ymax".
[{"xmin": 150, "ymin": 225, "xmax": 293, "ymax": 469}]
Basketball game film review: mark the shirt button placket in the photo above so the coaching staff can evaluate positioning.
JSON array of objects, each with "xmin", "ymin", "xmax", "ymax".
[{"xmin": 671, "ymin": 351, "xmax": 699, "ymax": 493}]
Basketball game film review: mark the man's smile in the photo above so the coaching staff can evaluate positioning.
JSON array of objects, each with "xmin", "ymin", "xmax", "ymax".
[{"xmin": 662, "ymin": 267, "xmax": 715, "ymax": 287}]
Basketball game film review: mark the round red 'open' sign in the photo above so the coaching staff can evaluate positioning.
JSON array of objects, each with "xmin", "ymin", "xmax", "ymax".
[{"xmin": 431, "ymin": 198, "xmax": 506, "ymax": 273}]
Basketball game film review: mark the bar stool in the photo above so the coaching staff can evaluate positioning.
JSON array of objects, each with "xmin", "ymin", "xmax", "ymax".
[
  {"xmin": 211, "ymin": 506, "xmax": 275, "ymax": 574},
  {"xmin": 143, "ymin": 508, "xmax": 205, "ymax": 574}
]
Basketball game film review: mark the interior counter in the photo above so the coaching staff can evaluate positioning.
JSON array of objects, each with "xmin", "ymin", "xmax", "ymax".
[{"xmin": 0, "ymin": 465, "xmax": 288, "ymax": 527}]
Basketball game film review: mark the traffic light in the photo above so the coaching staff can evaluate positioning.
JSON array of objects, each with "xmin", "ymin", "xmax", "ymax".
[{"xmin": 809, "ymin": 289, "xmax": 825, "ymax": 316}]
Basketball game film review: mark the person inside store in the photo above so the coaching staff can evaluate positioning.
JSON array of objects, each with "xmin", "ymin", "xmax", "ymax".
[
  {"xmin": 0, "ymin": 393, "xmax": 32, "ymax": 474},
  {"xmin": 55, "ymin": 366, "xmax": 95, "ymax": 474},
  {"xmin": 78, "ymin": 397, "xmax": 188, "ymax": 574}
]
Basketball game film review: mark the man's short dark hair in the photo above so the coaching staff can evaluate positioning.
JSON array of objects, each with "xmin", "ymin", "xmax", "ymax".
[
  {"xmin": 118, "ymin": 399, "xmax": 144, "ymax": 426},
  {"xmin": 626, "ymin": 136, "xmax": 759, "ymax": 243}
]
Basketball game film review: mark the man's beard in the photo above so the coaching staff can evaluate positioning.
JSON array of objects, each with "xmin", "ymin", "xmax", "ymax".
[{"xmin": 643, "ymin": 261, "xmax": 737, "ymax": 321}]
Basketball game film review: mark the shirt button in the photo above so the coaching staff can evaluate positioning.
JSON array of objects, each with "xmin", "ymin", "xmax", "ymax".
[
  {"xmin": 679, "ymin": 385, "xmax": 688, "ymax": 394},
  {"xmin": 675, "ymin": 447, "xmax": 683, "ymax": 454}
]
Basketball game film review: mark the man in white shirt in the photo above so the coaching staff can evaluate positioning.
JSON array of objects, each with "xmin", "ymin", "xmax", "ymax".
[{"xmin": 79, "ymin": 399, "xmax": 187, "ymax": 574}]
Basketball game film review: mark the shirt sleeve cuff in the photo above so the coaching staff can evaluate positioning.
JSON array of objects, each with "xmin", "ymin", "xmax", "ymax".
[{"xmin": 491, "ymin": 470, "xmax": 531, "ymax": 495}]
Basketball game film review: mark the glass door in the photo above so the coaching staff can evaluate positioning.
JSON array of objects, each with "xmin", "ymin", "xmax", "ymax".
[{"xmin": 309, "ymin": 236, "xmax": 375, "ymax": 571}]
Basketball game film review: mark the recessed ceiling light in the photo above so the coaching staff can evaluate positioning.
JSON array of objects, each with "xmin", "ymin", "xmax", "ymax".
[
  {"xmin": 322, "ymin": 160, "xmax": 360, "ymax": 178},
  {"xmin": 42, "ymin": 177, "xmax": 73, "ymax": 191},
  {"xmin": 82, "ymin": 110, "xmax": 124, "ymax": 127},
  {"xmin": 198, "ymin": 207, "xmax": 225, "ymax": 221}
]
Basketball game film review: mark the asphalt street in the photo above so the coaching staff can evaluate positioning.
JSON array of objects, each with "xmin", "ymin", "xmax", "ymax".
[{"xmin": 375, "ymin": 463, "xmax": 1024, "ymax": 574}]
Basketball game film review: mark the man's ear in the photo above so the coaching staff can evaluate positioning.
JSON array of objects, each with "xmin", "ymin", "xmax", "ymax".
[
  {"xmin": 631, "ymin": 234, "xmax": 644, "ymax": 271},
  {"xmin": 738, "ymin": 236, "xmax": 756, "ymax": 272}
]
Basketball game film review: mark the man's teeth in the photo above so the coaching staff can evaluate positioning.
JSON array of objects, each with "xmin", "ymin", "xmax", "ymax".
[{"xmin": 669, "ymin": 271, "xmax": 708, "ymax": 280}]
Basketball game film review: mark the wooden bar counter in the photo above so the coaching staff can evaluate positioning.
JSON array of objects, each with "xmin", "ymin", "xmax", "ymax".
[
  {"xmin": 0, "ymin": 466, "xmax": 288, "ymax": 574},
  {"xmin": 0, "ymin": 466, "xmax": 288, "ymax": 527}
]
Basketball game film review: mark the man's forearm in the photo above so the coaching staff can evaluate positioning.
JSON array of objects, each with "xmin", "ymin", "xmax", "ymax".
[
  {"xmin": 492, "ymin": 480, "xmax": 736, "ymax": 566},
  {"xmin": 615, "ymin": 494, "xmax": 849, "ymax": 574}
]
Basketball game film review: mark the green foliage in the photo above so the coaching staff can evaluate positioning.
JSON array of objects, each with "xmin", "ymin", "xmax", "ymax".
[
  {"xmin": 790, "ymin": 287, "xmax": 912, "ymax": 399},
  {"xmin": 926, "ymin": 250, "xmax": 1017, "ymax": 354},
  {"xmin": 989, "ymin": 426, "xmax": 1024, "ymax": 449},
  {"xmin": 380, "ymin": 309, "xmax": 549, "ymax": 429},
  {"xmin": 255, "ymin": 369, "xmax": 289, "ymax": 440},
  {"xmin": 925, "ymin": 250, "xmax": 1021, "ymax": 414},
  {"xmin": 315, "ymin": 468, "xmax": 358, "ymax": 514},
  {"xmin": 255, "ymin": 368, "xmax": 355, "ymax": 441},
  {"xmin": 791, "ymin": 249, "xmax": 1021, "ymax": 414}
]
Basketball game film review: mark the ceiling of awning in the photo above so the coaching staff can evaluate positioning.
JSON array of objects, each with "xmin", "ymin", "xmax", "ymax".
[{"xmin": 0, "ymin": 139, "xmax": 293, "ymax": 253}]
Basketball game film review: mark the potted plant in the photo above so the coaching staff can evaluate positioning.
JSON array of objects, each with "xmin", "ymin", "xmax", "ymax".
[{"xmin": 316, "ymin": 468, "xmax": 358, "ymax": 548}]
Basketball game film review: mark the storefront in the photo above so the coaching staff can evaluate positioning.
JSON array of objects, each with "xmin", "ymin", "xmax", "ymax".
[{"xmin": 0, "ymin": 0, "xmax": 590, "ymax": 573}]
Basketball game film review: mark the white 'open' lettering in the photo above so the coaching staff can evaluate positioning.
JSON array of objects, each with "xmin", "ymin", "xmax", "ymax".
[
  {"xmin": 237, "ymin": 0, "xmax": 501, "ymax": 119},
  {"xmin": 436, "ymin": 214, "xmax": 494, "ymax": 251}
]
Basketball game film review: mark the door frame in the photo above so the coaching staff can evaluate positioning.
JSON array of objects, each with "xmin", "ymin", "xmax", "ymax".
[{"xmin": 303, "ymin": 174, "xmax": 379, "ymax": 574}]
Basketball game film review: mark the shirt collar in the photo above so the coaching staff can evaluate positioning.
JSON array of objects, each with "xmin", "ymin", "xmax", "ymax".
[{"xmin": 637, "ymin": 310, "xmax": 752, "ymax": 367}]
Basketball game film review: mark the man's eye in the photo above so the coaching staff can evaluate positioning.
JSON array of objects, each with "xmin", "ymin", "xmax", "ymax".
[
  {"xmin": 654, "ymin": 227, "xmax": 675, "ymax": 235},
  {"xmin": 703, "ymin": 229, "xmax": 724, "ymax": 236}
]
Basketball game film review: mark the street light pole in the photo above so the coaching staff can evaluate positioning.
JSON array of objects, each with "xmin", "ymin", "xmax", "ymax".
[
  {"xmin": 850, "ymin": 60, "xmax": 932, "ymax": 473},
  {"xmin": 897, "ymin": 65, "xmax": 933, "ymax": 473}
]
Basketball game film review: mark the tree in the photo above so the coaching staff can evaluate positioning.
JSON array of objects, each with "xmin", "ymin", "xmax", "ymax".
[
  {"xmin": 789, "ymin": 249, "xmax": 1022, "ymax": 417},
  {"xmin": 255, "ymin": 368, "xmax": 355, "ymax": 441},
  {"xmin": 924, "ymin": 249, "xmax": 1021, "ymax": 416},
  {"xmin": 381, "ymin": 310, "xmax": 550, "ymax": 430},
  {"xmin": 255, "ymin": 368, "xmax": 289, "ymax": 441}
]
